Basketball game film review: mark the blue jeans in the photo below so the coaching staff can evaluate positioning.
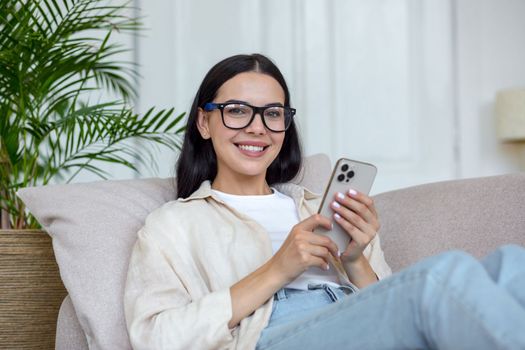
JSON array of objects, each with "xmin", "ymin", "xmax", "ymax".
[{"xmin": 256, "ymin": 245, "xmax": 525, "ymax": 349}]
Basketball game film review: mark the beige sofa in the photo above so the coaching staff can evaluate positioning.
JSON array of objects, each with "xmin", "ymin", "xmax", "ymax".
[{"xmin": 18, "ymin": 154, "xmax": 525, "ymax": 349}]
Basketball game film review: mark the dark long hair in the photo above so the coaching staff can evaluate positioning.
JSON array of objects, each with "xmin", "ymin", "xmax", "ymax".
[{"xmin": 175, "ymin": 54, "xmax": 302, "ymax": 198}]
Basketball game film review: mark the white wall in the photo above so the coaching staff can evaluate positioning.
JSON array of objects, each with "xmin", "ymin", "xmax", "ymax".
[
  {"xmin": 79, "ymin": 0, "xmax": 525, "ymax": 195},
  {"xmin": 455, "ymin": 0, "xmax": 525, "ymax": 178}
]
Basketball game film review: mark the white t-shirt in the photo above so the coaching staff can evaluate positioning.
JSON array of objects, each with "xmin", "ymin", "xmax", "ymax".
[{"xmin": 212, "ymin": 188, "xmax": 341, "ymax": 290}]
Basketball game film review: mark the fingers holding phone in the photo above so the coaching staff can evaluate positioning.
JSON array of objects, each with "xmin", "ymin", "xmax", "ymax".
[
  {"xmin": 330, "ymin": 189, "xmax": 379, "ymax": 262},
  {"xmin": 269, "ymin": 214, "xmax": 339, "ymax": 285}
]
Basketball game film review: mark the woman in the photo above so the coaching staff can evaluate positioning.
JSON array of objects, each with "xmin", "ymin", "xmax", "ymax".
[{"xmin": 124, "ymin": 53, "xmax": 525, "ymax": 349}]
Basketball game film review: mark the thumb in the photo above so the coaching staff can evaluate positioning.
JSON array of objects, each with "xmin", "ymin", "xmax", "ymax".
[{"xmin": 298, "ymin": 214, "xmax": 333, "ymax": 232}]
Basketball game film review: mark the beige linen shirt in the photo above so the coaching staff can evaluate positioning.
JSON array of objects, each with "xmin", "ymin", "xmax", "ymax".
[{"xmin": 124, "ymin": 180, "xmax": 392, "ymax": 350}]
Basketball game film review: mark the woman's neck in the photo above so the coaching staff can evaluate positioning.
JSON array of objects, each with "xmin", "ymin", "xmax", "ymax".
[{"xmin": 211, "ymin": 174, "xmax": 272, "ymax": 196}]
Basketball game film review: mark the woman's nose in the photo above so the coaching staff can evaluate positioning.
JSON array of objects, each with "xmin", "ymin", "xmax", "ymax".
[{"xmin": 245, "ymin": 113, "xmax": 267, "ymax": 134}]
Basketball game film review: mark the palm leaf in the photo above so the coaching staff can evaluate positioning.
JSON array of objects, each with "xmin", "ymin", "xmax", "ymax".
[{"xmin": 0, "ymin": 0, "xmax": 186, "ymax": 229}]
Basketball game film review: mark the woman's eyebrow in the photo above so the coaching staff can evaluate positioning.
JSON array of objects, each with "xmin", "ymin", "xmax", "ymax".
[
  {"xmin": 264, "ymin": 102, "xmax": 284, "ymax": 107},
  {"xmin": 223, "ymin": 99, "xmax": 284, "ymax": 107},
  {"xmin": 223, "ymin": 99, "xmax": 248, "ymax": 105}
]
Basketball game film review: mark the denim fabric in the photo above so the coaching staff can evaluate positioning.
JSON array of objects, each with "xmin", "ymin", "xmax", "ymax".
[
  {"xmin": 256, "ymin": 245, "xmax": 525, "ymax": 350},
  {"xmin": 267, "ymin": 284, "xmax": 355, "ymax": 329}
]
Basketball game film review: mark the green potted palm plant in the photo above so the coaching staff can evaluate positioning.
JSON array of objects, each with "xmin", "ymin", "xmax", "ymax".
[
  {"xmin": 0, "ymin": 0, "xmax": 185, "ymax": 229},
  {"xmin": 0, "ymin": 0, "xmax": 185, "ymax": 346}
]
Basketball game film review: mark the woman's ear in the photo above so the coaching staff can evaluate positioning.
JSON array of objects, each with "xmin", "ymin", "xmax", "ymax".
[{"xmin": 196, "ymin": 107, "xmax": 211, "ymax": 139}]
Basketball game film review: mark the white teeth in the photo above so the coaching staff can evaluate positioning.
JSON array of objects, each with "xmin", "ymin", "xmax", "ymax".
[{"xmin": 238, "ymin": 144, "xmax": 264, "ymax": 152}]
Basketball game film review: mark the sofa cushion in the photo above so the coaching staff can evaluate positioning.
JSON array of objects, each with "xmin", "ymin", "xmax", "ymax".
[
  {"xmin": 19, "ymin": 177, "xmax": 176, "ymax": 349},
  {"xmin": 55, "ymin": 295, "xmax": 88, "ymax": 350},
  {"xmin": 17, "ymin": 154, "xmax": 330, "ymax": 350}
]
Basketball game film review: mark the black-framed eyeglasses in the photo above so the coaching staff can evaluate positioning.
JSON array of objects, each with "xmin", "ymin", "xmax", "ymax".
[{"xmin": 203, "ymin": 102, "xmax": 296, "ymax": 132}]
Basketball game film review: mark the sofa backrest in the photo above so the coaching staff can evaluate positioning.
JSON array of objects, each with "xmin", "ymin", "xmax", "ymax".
[{"xmin": 374, "ymin": 173, "xmax": 525, "ymax": 272}]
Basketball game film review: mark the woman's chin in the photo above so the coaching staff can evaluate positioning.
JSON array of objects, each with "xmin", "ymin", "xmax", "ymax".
[
  {"xmin": 228, "ymin": 161, "xmax": 272, "ymax": 178},
  {"xmin": 238, "ymin": 168, "xmax": 268, "ymax": 178}
]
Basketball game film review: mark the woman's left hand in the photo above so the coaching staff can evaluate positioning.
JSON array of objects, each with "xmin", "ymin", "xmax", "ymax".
[{"xmin": 329, "ymin": 189, "xmax": 380, "ymax": 263}]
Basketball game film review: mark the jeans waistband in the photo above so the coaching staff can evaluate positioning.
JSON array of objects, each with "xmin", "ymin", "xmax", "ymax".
[{"xmin": 274, "ymin": 283, "xmax": 355, "ymax": 302}]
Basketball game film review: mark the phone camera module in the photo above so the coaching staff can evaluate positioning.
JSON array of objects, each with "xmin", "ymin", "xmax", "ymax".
[
  {"xmin": 337, "ymin": 174, "xmax": 345, "ymax": 182},
  {"xmin": 347, "ymin": 170, "xmax": 355, "ymax": 179},
  {"xmin": 341, "ymin": 164, "xmax": 349, "ymax": 172}
]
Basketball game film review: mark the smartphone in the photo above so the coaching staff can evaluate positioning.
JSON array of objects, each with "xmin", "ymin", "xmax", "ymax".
[{"xmin": 314, "ymin": 158, "xmax": 377, "ymax": 253}]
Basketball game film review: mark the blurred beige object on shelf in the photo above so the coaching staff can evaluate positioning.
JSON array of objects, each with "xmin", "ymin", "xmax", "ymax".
[{"xmin": 496, "ymin": 88, "xmax": 525, "ymax": 141}]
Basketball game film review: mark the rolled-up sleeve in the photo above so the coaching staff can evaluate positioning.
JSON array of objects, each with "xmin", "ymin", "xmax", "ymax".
[
  {"xmin": 364, "ymin": 234, "xmax": 393, "ymax": 280},
  {"xmin": 124, "ymin": 228, "xmax": 235, "ymax": 350}
]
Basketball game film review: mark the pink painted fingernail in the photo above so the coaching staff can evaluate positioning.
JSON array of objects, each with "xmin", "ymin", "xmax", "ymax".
[
  {"xmin": 332, "ymin": 201, "xmax": 341, "ymax": 208},
  {"xmin": 348, "ymin": 189, "xmax": 357, "ymax": 196},
  {"xmin": 334, "ymin": 213, "xmax": 341, "ymax": 220},
  {"xmin": 337, "ymin": 251, "xmax": 341, "ymax": 257},
  {"xmin": 325, "ymin": 264, "xmax": 330, "ymax": 271},
  {"xmin": 337, "ymin": 192, "xmax": 345, "ymax": 200}
]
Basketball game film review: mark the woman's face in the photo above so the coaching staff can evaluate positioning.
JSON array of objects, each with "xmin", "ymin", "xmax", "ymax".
[{"xmin": 197, "ymin": 71, "xmax": 286, "ymax": 183}]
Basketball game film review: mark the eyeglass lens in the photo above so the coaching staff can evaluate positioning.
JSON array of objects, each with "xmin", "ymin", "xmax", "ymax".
[{"xmin": 222, "ymin": 104, "xmax": 290, "ymax": 131}]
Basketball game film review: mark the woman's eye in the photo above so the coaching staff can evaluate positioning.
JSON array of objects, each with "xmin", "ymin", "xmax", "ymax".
[
  {"xmin": 226, "ymin": 105, "xmax": 248, "ymax": 115},
  {"xmin": 265, "ymin": 108, "xmax": 282, "ymax": 118}
]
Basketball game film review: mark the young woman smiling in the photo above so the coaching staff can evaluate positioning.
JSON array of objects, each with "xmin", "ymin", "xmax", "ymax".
[{"xmin": 124, "ymin": 53, "xmax": 525, "ymax": 350}]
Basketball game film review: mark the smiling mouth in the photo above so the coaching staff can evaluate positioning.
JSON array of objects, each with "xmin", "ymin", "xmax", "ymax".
[{"xmin": 235, "ymin": 144, "xmax": 269, "ymax": 153}]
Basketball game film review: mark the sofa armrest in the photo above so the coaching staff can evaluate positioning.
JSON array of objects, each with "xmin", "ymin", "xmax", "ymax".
[{"xmin": 56, "ymin": 295, "xmax": 88, "ymax": 350}]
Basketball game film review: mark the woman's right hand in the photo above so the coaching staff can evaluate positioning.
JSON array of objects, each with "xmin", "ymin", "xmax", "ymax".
[{"xmin": 268, "ymin": 214, "xmax": 339, "ymax": 285}]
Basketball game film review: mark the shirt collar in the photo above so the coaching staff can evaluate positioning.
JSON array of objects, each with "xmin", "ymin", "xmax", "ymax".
[
  {"xmin": 179, "ymin": 180, "xmax": 320, "ymax": 203},
  {"xmin": 178, "ymin": 180, "xmax": 215, "ymax": 202}
]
